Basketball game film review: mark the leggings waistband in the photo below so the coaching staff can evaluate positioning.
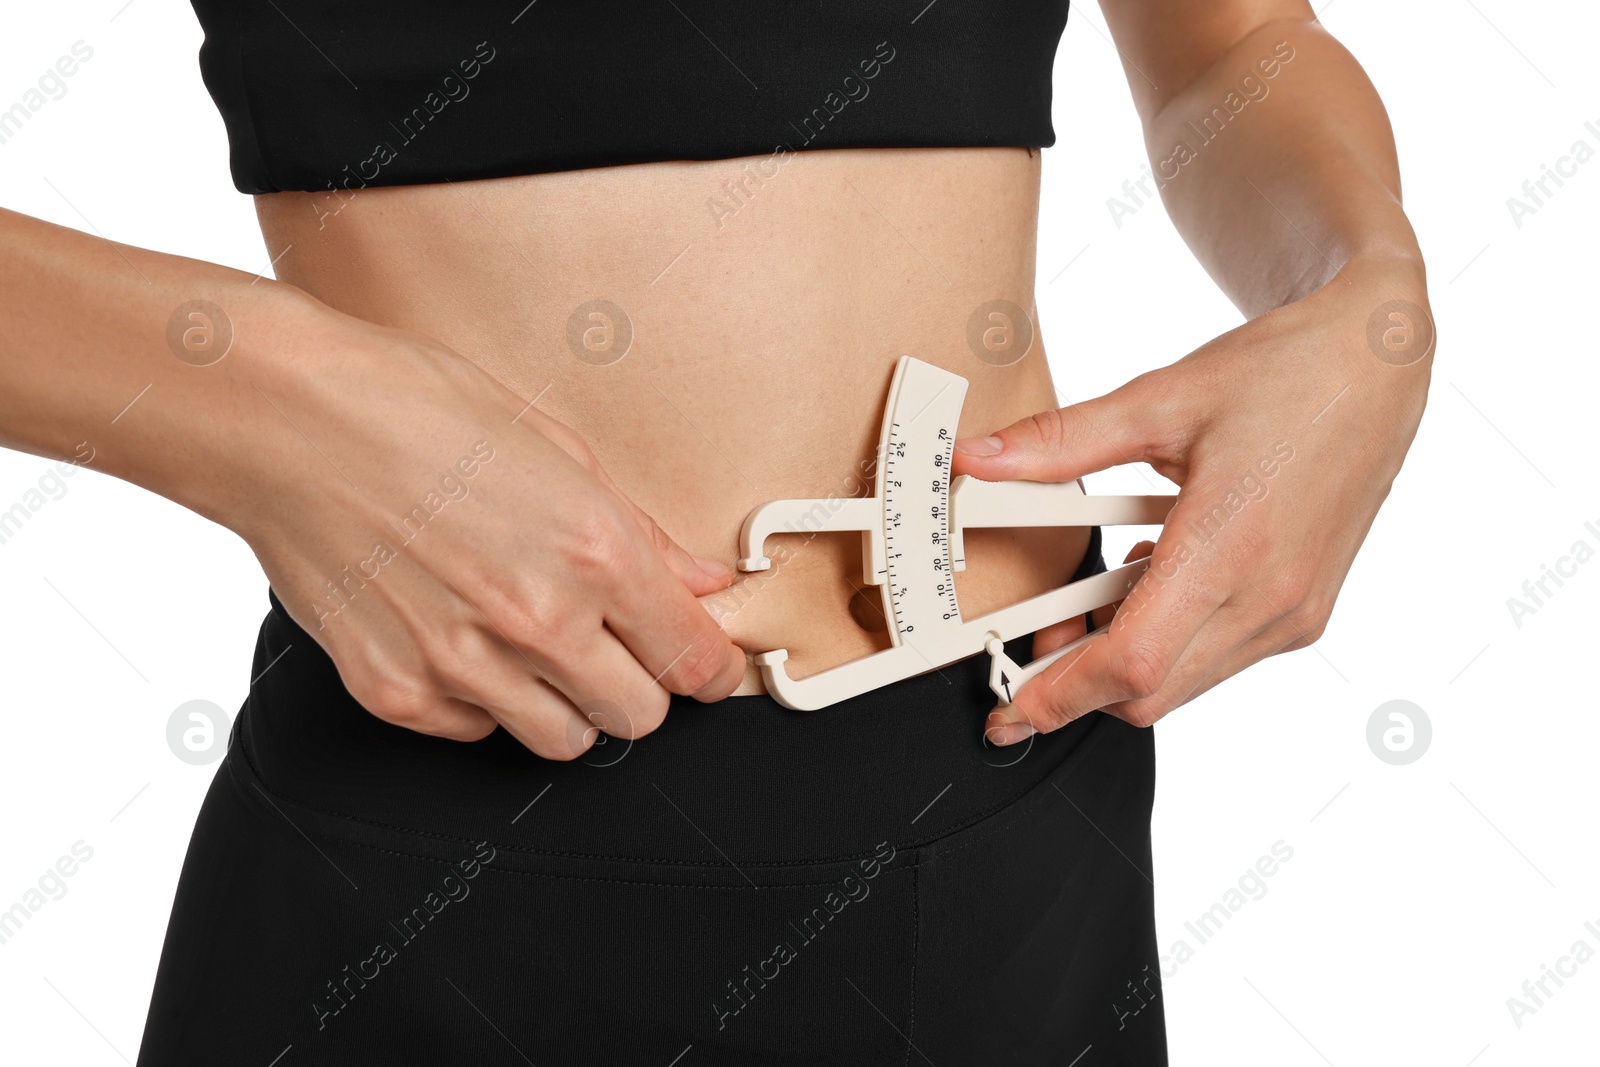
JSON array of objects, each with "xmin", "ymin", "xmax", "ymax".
[{"xmin": 237, "ymin": 527, "xmax": 1109, "ymax": 867}]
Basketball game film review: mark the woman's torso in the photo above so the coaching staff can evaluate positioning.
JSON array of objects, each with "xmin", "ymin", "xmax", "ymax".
[{"xmin": 256, "ymin": 146, "xmax": 1090, "ymax": 694}]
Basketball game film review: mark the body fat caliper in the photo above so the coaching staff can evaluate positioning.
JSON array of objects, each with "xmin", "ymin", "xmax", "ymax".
[{"xmin": 737, "ymin": 355, "xmax": 1177, "ymax": 712}]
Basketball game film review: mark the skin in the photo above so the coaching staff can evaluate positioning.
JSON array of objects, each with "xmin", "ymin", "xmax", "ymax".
[
  {"xmin": 252, "ymin": 145, "xmax": 1089, "ymax": 712},
  {"xmin": 962, "ymin": 6, "xmax": 1433, "ymax": 742},
  {"xmin": 0, "ymin": 2, "xmax": 1429, "ymax": 757}
]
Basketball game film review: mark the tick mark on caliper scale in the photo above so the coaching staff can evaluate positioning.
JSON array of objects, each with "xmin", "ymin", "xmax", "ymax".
[{"xmin": 734, "ymin": 356, "xmax": 1176, "ymax": 710}]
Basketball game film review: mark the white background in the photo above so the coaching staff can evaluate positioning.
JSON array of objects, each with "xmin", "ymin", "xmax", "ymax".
[{"xmin": 0, "ymin": 1, "xmax": 1595, "ymax": 1063}]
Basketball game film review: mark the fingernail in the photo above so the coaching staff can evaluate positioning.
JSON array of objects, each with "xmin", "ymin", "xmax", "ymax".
[
  {"xmin": 985, "ymin": 715, "xmax": 1036, "ymax": 746},
  {"xmin": 693, "ymin": 554, "xmax": 729, "ymax": 580},
  {"xmin": 954, "ymin": 436, "xmax": 1005, "ymax": 457}
]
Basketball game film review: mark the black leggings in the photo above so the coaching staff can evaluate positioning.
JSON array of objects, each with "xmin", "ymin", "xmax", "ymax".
[{"xmin": 138, "ymin": 526, "xmax": 1167, "ymax": 1065}]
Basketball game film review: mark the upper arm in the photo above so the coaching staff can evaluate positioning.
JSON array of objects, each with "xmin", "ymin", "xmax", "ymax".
[{"xmin": 1095, "ymin": 0, "xmax": 1316, "ymax": 121}]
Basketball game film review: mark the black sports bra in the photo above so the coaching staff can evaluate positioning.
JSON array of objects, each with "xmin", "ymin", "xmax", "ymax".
[{"xmin": 189, "ymin": 1, "xmax": 1071, "ymax": 194}]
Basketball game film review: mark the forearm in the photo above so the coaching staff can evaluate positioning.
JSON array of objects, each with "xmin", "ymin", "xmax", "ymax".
[
  {"xmin": 1137, "ymin": 17, "xmax": 1425, "ymax": 317},
  {"xmin": 0, "ymin": 206, "xmax": 320, "ymax": 530}
]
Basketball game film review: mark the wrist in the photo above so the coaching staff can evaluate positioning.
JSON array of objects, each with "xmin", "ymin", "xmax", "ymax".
[{"xmin": 120, "ymin": 278, "xmax": 346, "ymax": 538}]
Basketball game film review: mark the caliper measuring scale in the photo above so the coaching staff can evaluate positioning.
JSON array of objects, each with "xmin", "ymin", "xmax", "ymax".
[{"xmin": 737, "ymin": 356, "xmax": 1177, "ymax": 712}]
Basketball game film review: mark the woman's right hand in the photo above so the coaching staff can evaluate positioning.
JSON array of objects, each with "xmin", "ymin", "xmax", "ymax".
[{"xmin": 227, "ymin": 288, "xmax": 746, "ymax": 760}]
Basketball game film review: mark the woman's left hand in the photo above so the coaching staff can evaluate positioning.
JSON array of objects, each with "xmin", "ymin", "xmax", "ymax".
[{"xmin": 952, "ymin": 256, "xmax": 1434, "ymax": 744}]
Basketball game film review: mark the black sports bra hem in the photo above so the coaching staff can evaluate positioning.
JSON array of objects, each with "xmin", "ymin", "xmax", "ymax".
[{"xmin": 238, "ymin": 135, "xmax": 1057, "ymax": 197}]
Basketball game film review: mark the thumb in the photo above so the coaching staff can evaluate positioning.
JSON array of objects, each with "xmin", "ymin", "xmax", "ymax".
[
  {"xmin": 523, "ymin": 413, "xmax": 734, "ymax": 596},
  {"xmin": 951, "ymin": 387, "xmax": 1152, "ymax": 483},
  {"xmin": 625, "ymin": 501, "xmax": 735, "ymax": 597}
]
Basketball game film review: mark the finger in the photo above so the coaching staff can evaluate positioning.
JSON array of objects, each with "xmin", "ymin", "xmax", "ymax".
[
  {"xmin": 499, "ymin": 419, "xmax": 744, "ymax": 697},
  {"xmin": 515, "ymin": 404, "xmax": 597, "ymax": 466},
  {"xmin": 1115, "ymin": 578, "xmax": 1326, "ymax": 720},
  {"xmin": 395, "ymin": 697, "xmax": 500, "ymax": 743},
  {"xmin": 441, "ymin": 598, "xmax": 676, "ymax": 745},
  {"xmin": 526, "ymin": 411, "xmax": 733, "ymax": 597},
  {"xmin": 516, "ymin": 627, "xmax": 674, "ymax": 742},
  {"xmin": 624, "ymin": 500, "xmax": 735, "ymax": 597},
  {"xmin": 987, "ymin": 519, "xmax": 1227, "ymax": 737},
  {"xmin": 1158, "ymin": 632, "xmax": 1284, "ymax": 713},
  {"xmin": 495, "ymin": 679, "xmax": 602, "ymax": 762},
  {"xmin": 1123, "ymin": 539, "xmax": 1158, "ymax": 565},
  {"xmin": 435, "ymin": 657, "xmax": 599, "ymax": 761},
  {"xmin": 324, "ymin": 639, "xmax": 500, "ymax": 743},
  {"xmin": 604, "ymin": 543, "xmax": 746, "ymax": 702},
  {"xmin": 1162, "ymin": 623, "xmax": 1304, "ymax": 709},
  {"xmin": 544, "ymin": 415, "xmax": 736, "ymax": 601},
  {"xmin": 950, "ymin": 381, "xmax": 1160, "ymax": 483},
  {"xmin": 1096, "ymin": 597, "xmax": 1262, "ymax": 728},
  {"xmin": 1029, "ymin": 610, "xmax": 1090, "ymax": 661},
  {"xmin": 1094, "ymin": 537, "xmax": 1158, "ymax": 626},
  {"xmin": 1029, "ymin": 538, "xmax": 1158, "ymax": 660},
  {"xmin": 1100, "ymin": 616, "xmax": 1296, "ymax": 731}
]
